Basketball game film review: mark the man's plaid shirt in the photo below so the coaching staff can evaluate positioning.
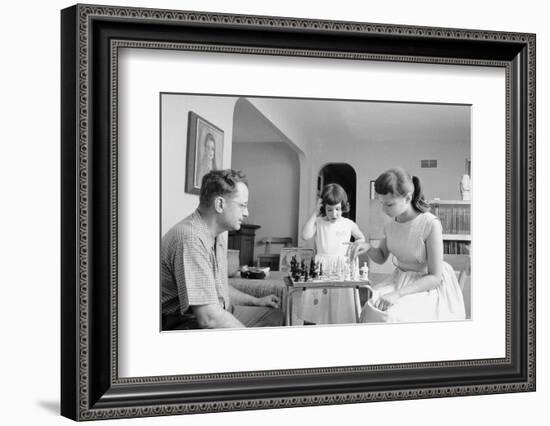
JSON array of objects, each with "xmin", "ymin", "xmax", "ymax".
[{"xmin": 161, "ymin": 210, "xmax": 230, "ymax": 316}]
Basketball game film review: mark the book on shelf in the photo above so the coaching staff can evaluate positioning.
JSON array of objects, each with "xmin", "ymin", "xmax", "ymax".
[
  {"xmin": 431, "ymin": 200, "xmax": 471, "ymax": 235},
  {"xmin": 431, "ymin": 200, "xmax": 471, "ymax": 254},
  {"xmin": 443, "ymin": 240, "xmax": 471, "ymax": 255}
]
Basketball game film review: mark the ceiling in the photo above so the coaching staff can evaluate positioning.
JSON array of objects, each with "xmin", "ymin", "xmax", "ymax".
[{"xmin": 232, "ymin": 97, "xmax": 471, "ymax": 147}]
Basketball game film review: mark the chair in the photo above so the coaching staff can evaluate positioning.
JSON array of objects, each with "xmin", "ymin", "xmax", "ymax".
[
  {"xmin": 443, "ymin": 254, "xmax": 471, "ymax": 291},
  {"xmin": 278, "ymin": 247, "xmax": 315, "ymax": 273},
  {"xmin": 257, "ymin": 237, "xmax": 293, "ymax": 270},
  {"xmin": 444, "ymin": 254, "xmax": 471, "ymax": 319}
]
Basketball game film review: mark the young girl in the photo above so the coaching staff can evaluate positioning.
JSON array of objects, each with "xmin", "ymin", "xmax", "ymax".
[
  {"xmin": 300, "ymin": 183, "xmax": 366, "ymax": 325},
  {"xmin": 350, "ymin": 168, "xmax": 465, "ymax": 323}
]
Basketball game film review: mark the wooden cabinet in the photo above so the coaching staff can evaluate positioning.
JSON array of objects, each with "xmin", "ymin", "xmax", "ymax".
[{"xmin": 228, "ymin": 224, "xmax": 260, "ymax": 266}]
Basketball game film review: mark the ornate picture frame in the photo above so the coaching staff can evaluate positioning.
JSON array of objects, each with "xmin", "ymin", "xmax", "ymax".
[
  {"xmin": 61, "ymin": 4, "xmax": 535, "ymax": 421},
  {"xmin": 185, "ymin": 111, "xmax": 224, "ymax": 195}
]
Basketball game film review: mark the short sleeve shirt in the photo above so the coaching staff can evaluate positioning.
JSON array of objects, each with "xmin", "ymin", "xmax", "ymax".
[{"xmin": 161, "ymin": 210, "xmax": 230, "ymax": 316}]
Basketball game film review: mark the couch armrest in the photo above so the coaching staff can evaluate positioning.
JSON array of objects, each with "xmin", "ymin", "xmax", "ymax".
[{"xmin": 229, "ymin": 278, "xmax": 286, "ymax": 301}]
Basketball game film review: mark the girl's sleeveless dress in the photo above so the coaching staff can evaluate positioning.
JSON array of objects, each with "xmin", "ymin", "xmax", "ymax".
[
  {"xmin": 299, "ymin": 217, "xmax": 357, "ymax": 325},
  {"xmin": 360, "ymin": 212, "xmax": 466, "ymax": 323}
]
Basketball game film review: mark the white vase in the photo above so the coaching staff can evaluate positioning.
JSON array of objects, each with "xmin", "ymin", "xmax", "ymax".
[{"xmin": 460, "ymin": 174, "xmax": 471, "ymax": 201}]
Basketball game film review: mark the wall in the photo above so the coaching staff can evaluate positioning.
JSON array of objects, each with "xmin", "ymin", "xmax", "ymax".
[
  {"xmin": 308, "ymin": 123, "xmax": 470, "ymax": 238},
  {"xmin": 232, "ymin": 142, "xmax": 300, "ymax": 261},
  {"xmin": 163, "ymin": 93, "xmax": 469, "ymax": 242},
  {"xmin": 2, "ymin": 1, "xmax": 546, "ymax": 426},
  {"xmin": 248, "ymin": 100, "xmax": 470, "ymax": 241},
  {"xmin": 248, "ymin": 97, "xmax": 315, "ymax": 235},
  {"xmin": 161, "ymin": 94, "xmax": 238, "ymax": 234}
]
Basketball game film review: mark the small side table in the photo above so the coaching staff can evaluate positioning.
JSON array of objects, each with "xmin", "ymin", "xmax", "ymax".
[{"xmin": 283, "ymin": 276, "xmax": 373, "ymax": 326}]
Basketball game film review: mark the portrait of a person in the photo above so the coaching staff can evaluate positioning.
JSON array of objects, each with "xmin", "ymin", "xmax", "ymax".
[
  {"xmin": 185, "ymin": 111, "xmax": 225, "ymax": 195},
  {"xmin": 195, "ymin": 132, "xmax": 217, "ymax": 188}
]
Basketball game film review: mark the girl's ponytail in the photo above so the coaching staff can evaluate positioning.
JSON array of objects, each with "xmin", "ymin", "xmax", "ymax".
[
  {"xmin": 411, "ymin": 175, "xmax": 431, "ymax": 213},
  {"xmin": 376, "ymin": 168, "xmax": 431, "ymax": 213}
]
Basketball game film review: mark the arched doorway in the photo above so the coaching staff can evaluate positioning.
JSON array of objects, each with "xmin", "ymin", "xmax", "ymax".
[{"xmin": 317, "ymin": 163, "xmax": 357, "ymax": 222}]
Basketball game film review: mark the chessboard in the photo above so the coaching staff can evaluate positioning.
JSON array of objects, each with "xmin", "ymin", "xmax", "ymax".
[
  {"xmin": 285, "ymin": 275, "xmax": 371, "ymax": 289},
  {"xmin": 285, "ymin": 253, "xmax": 369, "ymax": 287}
]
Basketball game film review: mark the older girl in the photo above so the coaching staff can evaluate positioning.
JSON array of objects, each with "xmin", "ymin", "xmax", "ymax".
[{"xmin": 350, "ymin": 168, "xmax": 465, "ymax": 323}]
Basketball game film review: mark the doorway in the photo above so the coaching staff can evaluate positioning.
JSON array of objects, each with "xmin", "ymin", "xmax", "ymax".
[{"xmin": 317, "ymin": 163, "xmax": 357, "ymax": 222}]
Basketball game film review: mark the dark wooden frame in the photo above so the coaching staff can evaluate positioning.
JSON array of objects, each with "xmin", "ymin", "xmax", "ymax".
[
  {"xmin": 61, "ymin": 3, "xmax": 536, "ymax": 421},
  {"xmin": 185, "ymin": 111, "xmax": 224, "ymax": 195}
]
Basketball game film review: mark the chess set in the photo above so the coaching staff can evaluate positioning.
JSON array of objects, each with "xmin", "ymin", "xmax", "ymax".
[{"xmin": 287, "ymin": 255, "xmax": 369, "ymax": 284}]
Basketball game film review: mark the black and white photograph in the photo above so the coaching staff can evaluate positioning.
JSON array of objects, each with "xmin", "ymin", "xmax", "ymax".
[{"xmin": 161, "ymin": 94, "xmax": 472, "ymax": 331}]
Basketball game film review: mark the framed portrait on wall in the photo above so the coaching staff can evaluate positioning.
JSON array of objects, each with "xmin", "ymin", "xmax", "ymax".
[{"xmin": 185, "ymin": 111, "xmax": 224, "ymax": 194}]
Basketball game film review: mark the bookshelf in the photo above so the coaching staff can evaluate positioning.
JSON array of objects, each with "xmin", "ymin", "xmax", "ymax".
[{"xmin": 430, "ymin": 200, "xmax": 471, "ymax": 254}]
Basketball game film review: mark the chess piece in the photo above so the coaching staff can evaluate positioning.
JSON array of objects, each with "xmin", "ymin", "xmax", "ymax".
[
  {"xmin": 352, "ymin": 256, "xmax": 360, "ymax": 280},
  {"xmin": 343, "ymin": 259, "xmax": 351, "ymax": 281},
  {"xmin": 360, "ymin": 262, "xmax": 369, "ymax": 281},
  {"xmin": 310, "ymin": 259, "xmax": 318, "ymax": 279},
  {"xmin": 290, "ymin": 255, "xmax": 298, "ymax": 274},
  {"xmin": 299, "ymin": 259, "xmax": 306, "ymax": 281}
]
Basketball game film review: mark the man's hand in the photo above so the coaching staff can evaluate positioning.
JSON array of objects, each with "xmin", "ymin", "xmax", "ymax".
[{"xmin": 255, "ymin": 294, "xmax": 280, "ymax": 309}]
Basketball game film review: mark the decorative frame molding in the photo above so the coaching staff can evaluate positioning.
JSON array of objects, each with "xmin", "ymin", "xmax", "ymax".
[{"xmin": 61, "ymin": 4, "xmax": 535, "ymax": 421}]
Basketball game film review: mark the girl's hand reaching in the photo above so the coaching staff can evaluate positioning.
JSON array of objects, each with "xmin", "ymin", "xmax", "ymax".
[
  {"xmin": 349, "ymin": 241, "xmax": 371, "ymax": 260},
  {"xmin": 373, "ymin": 291, "xmax": 401, "ymax": 311}
]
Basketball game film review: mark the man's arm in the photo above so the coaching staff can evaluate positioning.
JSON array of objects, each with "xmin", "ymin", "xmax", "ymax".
[
  {"xmin": 191, "ymin": 286, "xmax": 280, "ymax": 329},
  {"xmin": 229, "ymin": 286, "xmax": 280, "ymax": 308},
  {"xmin": 191, "ymin": 303, "xmax": 245, "ymax": 329},
  {"xmin": 175, "ymin": 234, "xmax": 231, "ymax": 327}
]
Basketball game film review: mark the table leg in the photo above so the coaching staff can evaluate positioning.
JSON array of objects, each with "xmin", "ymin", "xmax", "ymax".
[
  {"xmin": 354, "ymin": 287, "xmax": 361, "ymax": 322},
  {"xmin": 285, "ymin": 288, "xmax": 292, "ymax": 326}
]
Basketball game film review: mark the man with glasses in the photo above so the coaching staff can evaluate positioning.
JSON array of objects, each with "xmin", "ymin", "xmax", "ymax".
[{"xmin": 161, "ymin": 169, "xmax": 283, "ymax": 330}]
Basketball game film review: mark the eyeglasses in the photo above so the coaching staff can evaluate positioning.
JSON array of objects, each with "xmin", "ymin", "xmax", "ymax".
[{"xmin": 226, "ymin": 199, "xmax": 248, "ymax": 211}]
